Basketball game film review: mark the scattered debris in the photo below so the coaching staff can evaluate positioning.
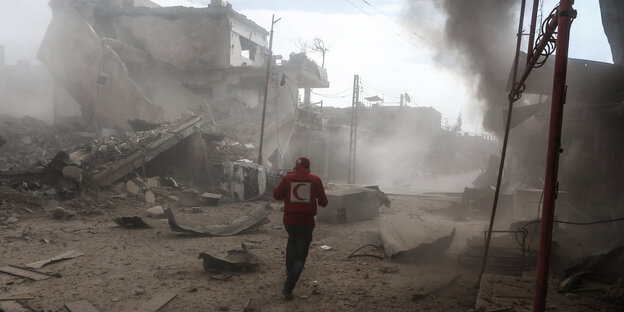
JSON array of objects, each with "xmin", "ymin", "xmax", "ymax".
[
  {"xmin": 165, "ymin": 204, "xmax": 271, "ymax": 236},
  {"xmin": 347, "ymin": 244, "xmax": 385, "ymax": 260},
  {"xmin": 0, "ymin": 295, "xmax": 35, "ymax": 301},
  {"xmin": 62, "ymin": 166, "xmax": 83, "ymax": 183},
  {"xmin": 147, "ymin": 206, "xmax": 165, "ymax": 218},
  {"xmin": 412, "ymin": 275, "xmax": 461, "ymax": 301},
  {"xmin": 199, "ymin": 243, "xmax": 261, "ymax": 275},
  {"xmin": 320, "ymin": 245, "xmax": 333, "ymax": 251},
  {"xmin": 65, "ymin": 300, "xmax": 100, "ymax": 312},
  {"xmin": 144, "ymin": 190, "xmax": 156, "ymax": 203},
  {"xmin": 25, "ymin": 250, "xmax": 84, "ymax": 269},
  {"xmin": 146, "ymin": 177, "xmax": 160, "ymax": 189},
  {"xmin": 113, "ymin": 216, "xmax": 152, "ymax": 229},
  {"xmin": 52, "ymin": 207, "xmax": 76, "ymax": 220},
  {"xmin": 126, "ymin": 180, "xmax": 140, "ymax": 195},
  {"xmin": 0, "ymin": 265, "xmax": 54, "ymax": 281},
  {"xmin": 201, "ymin": 192, "xmax": 222, "ymax": 206}
]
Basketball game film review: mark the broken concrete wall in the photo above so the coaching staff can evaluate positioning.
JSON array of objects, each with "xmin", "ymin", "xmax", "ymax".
[
  {"xmin": 115, "ymin": 13, "xmax": 229, "ymax": 70},
  {"xmin": 38, "ymin": 2, "xmax": 164, "ymax": 129}
]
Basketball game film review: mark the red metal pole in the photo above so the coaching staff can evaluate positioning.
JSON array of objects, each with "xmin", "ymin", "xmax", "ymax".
[
  {"xmin": 527, "ymin": 0, "xmax": 540, "ymax": 64},
  {"xmin": 478, "ymin": 0, "xmax": 526, "ymax": 284},
  {"xmin": 258, "ymin": 15, "xmax": 276, "ymax": 165},
  {"xmin": 533, "ymin": 1, "xmax": 574, "ymax": 311}
]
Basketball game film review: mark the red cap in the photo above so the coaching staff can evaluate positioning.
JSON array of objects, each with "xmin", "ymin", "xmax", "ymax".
[{"xmin": 295, "ymin": 157, "xmax": 310, "ymax": 169}]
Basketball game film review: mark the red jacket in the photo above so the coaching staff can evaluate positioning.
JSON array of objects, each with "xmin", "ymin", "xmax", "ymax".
[{"xmin": 273, "ymin": 167, "xmax": 328, "ymax": 228}]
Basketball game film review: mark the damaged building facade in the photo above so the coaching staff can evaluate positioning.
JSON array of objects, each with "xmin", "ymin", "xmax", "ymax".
[{"xmin": 37, "ymin": 0, "xmax": 329, "ymax": 175}]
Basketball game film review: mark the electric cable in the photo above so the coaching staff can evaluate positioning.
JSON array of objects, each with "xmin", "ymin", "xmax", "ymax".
[
  {"xmin": 342, "ymin": 0, "xmax": 424, "ymax": 49},
  {"xmin": 359, "ymin": 0, "xmax": 425, "ymax": 40}
]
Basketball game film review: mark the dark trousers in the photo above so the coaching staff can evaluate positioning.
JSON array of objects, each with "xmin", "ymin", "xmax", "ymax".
[{"xmin": 283, "ymin": 224, "xmax": 313, "ymax": 294}]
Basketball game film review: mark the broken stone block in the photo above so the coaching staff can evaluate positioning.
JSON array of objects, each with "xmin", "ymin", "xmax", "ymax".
[
  {"xmin": 178, "ymin": 190, "xmax": 200, "ymax": 207},
  {"xmin": 167, "ymin": 195, "xmax": 180, "ymax": 202},
  {"xmin": 146, "ymin": 177, "xmax": 160, "ymax": 189},
  {"xmin": 144, "ymin": 190, "xmax": 156, "ymax": 204},
  {"xmin": 62, "ymin": 166, "xmax": 83, "ymax": 183},
  {"xmin": 20, "ymin": 136, "xmax": 32, "ymax": 145},
  {"xmin": 7, "ymin": 217, "xmax": 19, "ymax": 224},
  {"xmin": 147, "ymin": 206, "xmax": 164, "ymax": 217},
  {"xmin": 126, "ymin": 180, "xmax": 140, "ymax": 194},
  {"xmin": 201, "ymin": 192, "xmax": 222, "ymax": 206}
]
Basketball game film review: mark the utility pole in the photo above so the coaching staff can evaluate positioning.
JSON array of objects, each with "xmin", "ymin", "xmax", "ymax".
[
  {"xmin": 257, "ymin": 14, "xmax": 281, "ymax": 165},
  {"xmin": 347, "ymin": 75, "xmax": 360, "ymax": 184},
  {"xmin": 533, "ymin": 1, "xmax": 574, "ymax": 311}
]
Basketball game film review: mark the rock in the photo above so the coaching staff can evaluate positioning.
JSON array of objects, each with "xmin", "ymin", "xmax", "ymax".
[
  {"xmin": 146, "ymin": 177, "xmax": 160, "ymax": 189},
  {"xmin": 114, "ymin": 181, "xmax": 125, "ymax": 190},
  {"xmin": 52, "ymin": 207, "xmax": 76, "ymax": 220},
  {"xmin": 62, "ymin": 166, "xmax": 83, "ymax": 183},
  {"xmin": 178, "ymin": 189, "xmax": 200, "ymax": 207},
  {"xmin": 20, "ymin": 136, "xmax": 32, "ymax": 145},
  {"xmin": 7, "ymin": 217, "xmax": 19, "ymax": 224},
  {"xmin": 167, "ymin": 195, "xmax": 180, "ymax": 202},
  {"xmin": 144, "ymin": 190, "xmax": 156, "ymax": 204},
  {"xmin": 43, "ymin": 187, "xmax": 57, "ymax": 196},
  {"xmin": 147, "ymin": 206, "xmax": 164, "ymax": 217},
  {"xmin": 126, "ymin": 180, "xmax": 140, "ymax": 194}
]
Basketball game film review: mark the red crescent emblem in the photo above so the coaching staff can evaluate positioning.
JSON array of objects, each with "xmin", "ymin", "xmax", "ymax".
[{"xmin": 293, "ymin": 183, "xmax": 305, "ymax": 201}]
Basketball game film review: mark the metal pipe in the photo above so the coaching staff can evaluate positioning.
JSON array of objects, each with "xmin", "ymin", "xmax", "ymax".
[
  {"xmin": 533, "ymin": 1, "xmax": 574, "ymax": 311},
  {"xmin": 527, "ymin": 0, "xmax": 541, "ymax": 64},
  {"xmin": 478, "ymin": 0, "xmax": 526, "ymax": 284},
  {"xmin": 258, "ymin": 15, "xmax": 279, "ymax": 165}
]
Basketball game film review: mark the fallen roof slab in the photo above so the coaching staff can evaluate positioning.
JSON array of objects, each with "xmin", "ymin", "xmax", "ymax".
[
  {"xmin": 164, "ymin": 204, "xmax": 271, "ymax": 236},
  {"xmin": 380, "ymin": 212, "xmax": 457, "ymax": 259},
  {"xmin": 198, "ymin": 243, "xmax": 261, "ymax": 273},
  {"xmin": 89, "ymin": 116, "xmax": 201, "ymax": 186}
]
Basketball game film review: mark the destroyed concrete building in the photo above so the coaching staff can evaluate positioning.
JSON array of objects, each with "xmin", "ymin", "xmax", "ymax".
[{"xmin": 37, "ymin": 0, "xmax": 329, "ymax": 174}]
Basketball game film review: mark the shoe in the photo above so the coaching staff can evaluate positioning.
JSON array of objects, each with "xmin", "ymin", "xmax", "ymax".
[{"xmin": 282, "ymin": 291, "xmax": 294, "ymax": 301}]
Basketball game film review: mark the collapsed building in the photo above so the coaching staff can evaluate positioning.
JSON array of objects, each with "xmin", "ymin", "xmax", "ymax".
[{"xmin": 35, "ymin": 0, "xmax": 329, "ymax": 176}]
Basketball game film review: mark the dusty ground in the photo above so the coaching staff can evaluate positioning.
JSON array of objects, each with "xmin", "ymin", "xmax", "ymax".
[{"xmin": 0, "ymin": 190, "xmax": 620, "ymax": 312}]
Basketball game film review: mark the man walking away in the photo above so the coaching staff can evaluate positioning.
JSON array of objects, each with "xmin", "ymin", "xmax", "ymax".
[{"xmin": 273, "ymin": 157, "xmax": 328, "ymax": 300}]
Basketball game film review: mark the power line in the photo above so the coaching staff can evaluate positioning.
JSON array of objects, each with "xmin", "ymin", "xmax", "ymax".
[
  {"xmin": 342, "ymin": 0, "xmax": 424, "ymax": 49},
  {"xmin": 359, "ymin": 0, "xmax": 425, "ymax": 40}
]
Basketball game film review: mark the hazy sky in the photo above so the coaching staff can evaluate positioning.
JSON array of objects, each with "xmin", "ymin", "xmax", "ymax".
[{"xmin": 0, "ymin": 0, "xmax": 614, "ymax": 133}]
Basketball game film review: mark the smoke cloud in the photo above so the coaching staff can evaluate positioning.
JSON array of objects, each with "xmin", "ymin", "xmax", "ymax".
[{"xmin": 407, "ymin": 0, "xmax": 520, "ymax": 133}]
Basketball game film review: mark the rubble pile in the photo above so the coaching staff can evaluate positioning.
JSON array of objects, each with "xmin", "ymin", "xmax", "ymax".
[
  {"xmin": 0, "ymin": 115, "xmax": 64, "ymax": 171},
  {"xmin": 213, "ymin": 138, "xmax": 255, "ymax": 161}
]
